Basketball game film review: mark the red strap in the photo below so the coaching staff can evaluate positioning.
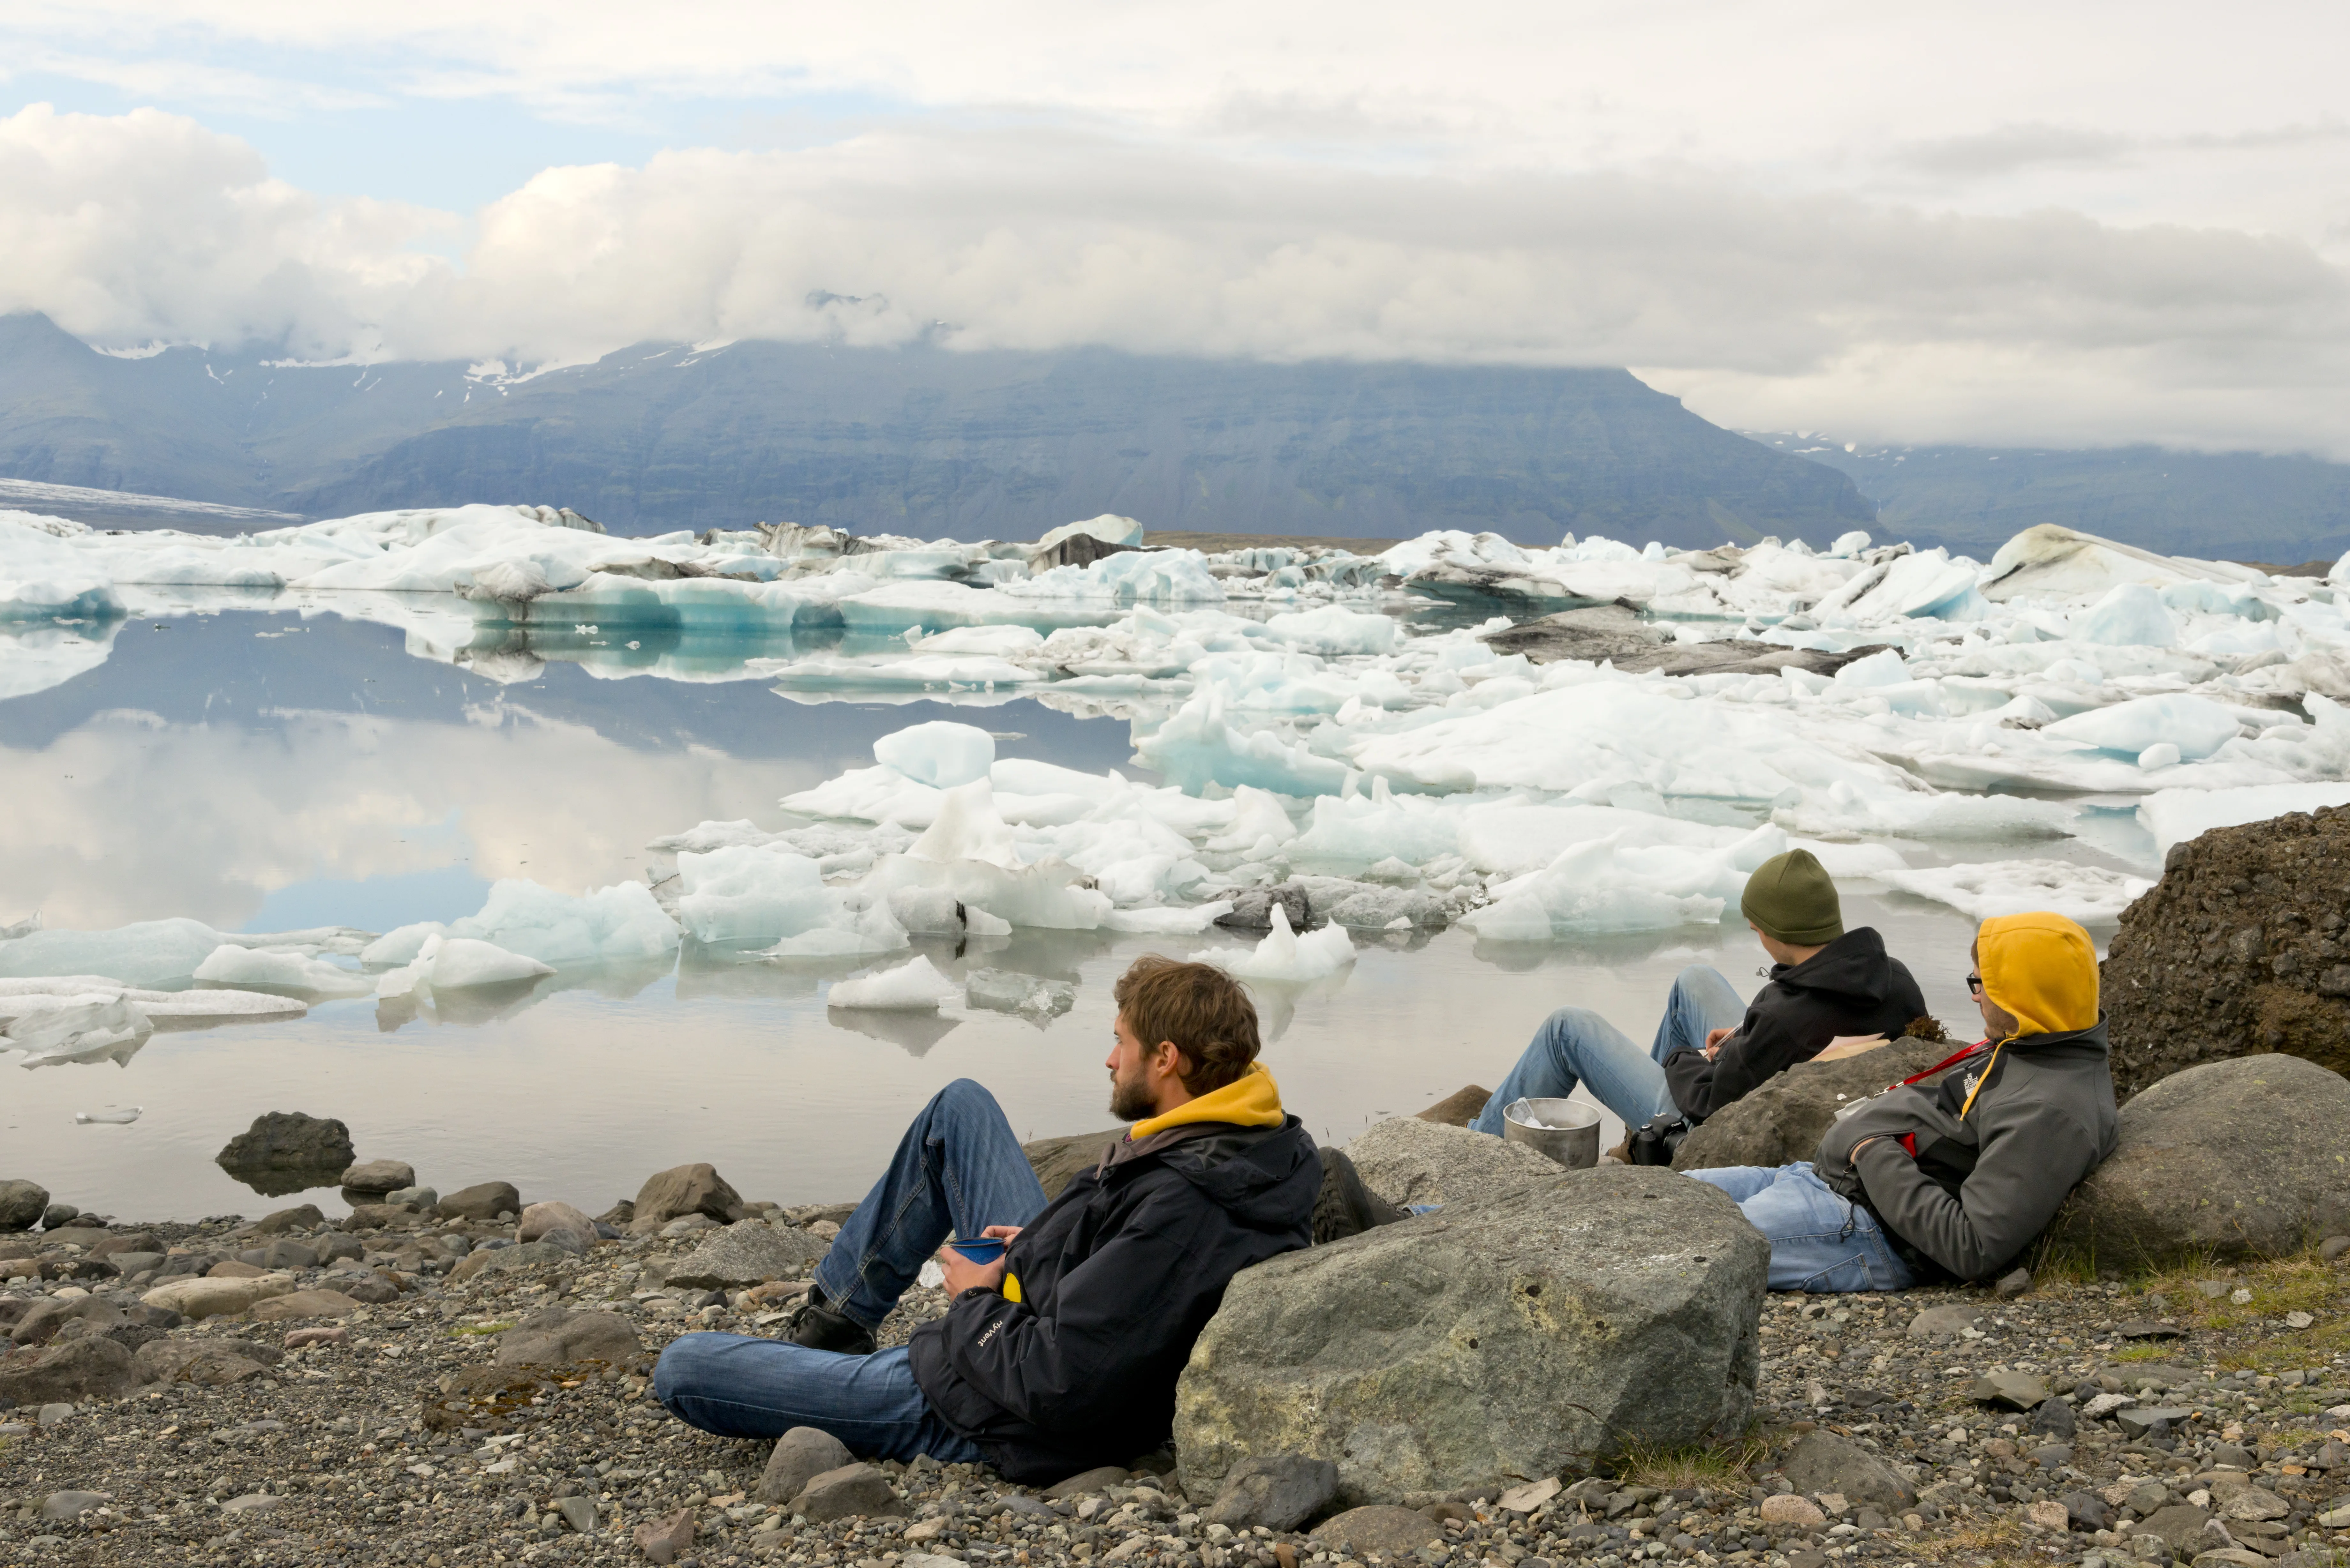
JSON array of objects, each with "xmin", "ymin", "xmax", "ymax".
[
  {"xmin": 1898, "ymin": 1132, "xmax": 1919, "ymax": 1158},
  {"xmin": 1891, "ymin": 1039, "xmax": 1988, "ymax": 1090}
]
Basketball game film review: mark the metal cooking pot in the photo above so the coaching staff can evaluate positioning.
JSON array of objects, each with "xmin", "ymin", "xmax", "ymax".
[{"xmin": 1500, "ymin": 1096, "xmax": 1602, "ymax": 1169}]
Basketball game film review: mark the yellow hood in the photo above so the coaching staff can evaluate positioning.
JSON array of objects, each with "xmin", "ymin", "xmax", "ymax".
[
  {"xmin": 1977, "ymin": 912, "xmax": 2099, "ymax": 1039},
  {"xmin": 1128, "ymin": 1061, "xmax": 1286, "ymax": 1138}
]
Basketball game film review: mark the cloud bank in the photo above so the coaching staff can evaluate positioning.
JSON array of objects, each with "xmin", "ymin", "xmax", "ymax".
[{"xmin": 3, "ymin": 101, "xmax": 2348, "ymax": 457}]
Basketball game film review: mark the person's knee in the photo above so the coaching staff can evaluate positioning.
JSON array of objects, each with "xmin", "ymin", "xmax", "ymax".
[
  {"xmin": 1537, "ymin": 1007, "xmax": 1606, "ymax": 1045},
  {"xmin": 933, "ymin": 1078, "xmax": 1001, "ymax": 1119},
  {"xmin": 652, "ymin": 1333, "xmax": 717, "ymax": 1415}
]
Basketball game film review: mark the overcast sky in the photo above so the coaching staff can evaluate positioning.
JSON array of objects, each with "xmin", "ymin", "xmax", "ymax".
[{"xmin": 4, "ymin": 1, "xmax": 2347, "ymax": 456}]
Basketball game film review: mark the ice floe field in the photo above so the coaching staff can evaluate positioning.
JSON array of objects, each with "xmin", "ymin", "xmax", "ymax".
[{"xmin": 6, "ymin": 502, "xmax": 2350, "ymax": 1217}]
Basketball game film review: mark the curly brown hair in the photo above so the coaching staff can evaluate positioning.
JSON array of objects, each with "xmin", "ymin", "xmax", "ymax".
[{"xmin": 1112, "ymin": 955, "xmax": 1262, "ymax": 1095}]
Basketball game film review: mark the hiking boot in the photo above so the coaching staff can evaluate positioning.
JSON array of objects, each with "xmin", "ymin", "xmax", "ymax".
[
  {"xmin": 778, "ymin": 1290, "xmax": 876, "ymax": 1356},
  {"xmin": 1312, "ymin": 1148, "xmax": 1407, "ymax": 1245}
]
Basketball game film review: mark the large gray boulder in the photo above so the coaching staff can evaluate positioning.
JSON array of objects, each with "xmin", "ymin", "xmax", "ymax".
[
  {"xmin": 632, "ymin": 1164, "xmax": 744, "ymax": 1229},
  {"xmin": 1341, "ymin": 1118, "xmax": 1559, "ymax": 1209},
  {"xmin": 1672, "ymin": 1037, "xmax": 1956, "ymax": 1172},
  {"xmin": 1023, "ymin": 1128, "xmax": 1126, "ymax": 1200},
  {"xmin": 494, "ymin": 1308, "xmax": 644, "ymax": 1368},
  {"xmin": 0, "ymin": 1335, "xmax": 148, "ymax": 1403},
  {"xmin": 665, "ymin": 1221, "xmax": 828, "ymax": 1290},
  {"xmin": 2048, "ymin": 1054, "xmax": 2350, "ymax": 1263},
  {"xmin": 0, "ymin": 1179, "xmax": 49, "ymax": 1231},
  {"xmin": 216, "ymin": 1112, "xmax": 355, "ymax": 1182},
  {"xmin": 1175, "ymin": 1165, "xmax": 1767, "ymax": 1506}
]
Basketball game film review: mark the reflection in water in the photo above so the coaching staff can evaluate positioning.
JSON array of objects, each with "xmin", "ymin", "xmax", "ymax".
[{"xmin": 825, "ymin": 1007, "xmax": 964, "ymax": 1056}]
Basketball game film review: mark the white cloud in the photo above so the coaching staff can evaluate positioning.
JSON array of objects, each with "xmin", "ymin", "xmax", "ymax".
[{"xmin": 3, "ymin": 72, "xmax": 2349, "ymax": 456}]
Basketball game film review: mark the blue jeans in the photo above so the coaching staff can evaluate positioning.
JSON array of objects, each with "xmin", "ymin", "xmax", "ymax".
[
  {"xmin": 1470, "ymin": 965, "xmax": 1745, "ymax": 1135},
  {"xmin": 654, "ymin": 1078, "xmax": 1051, "ymax": 1457},
  {"xmin": 654, "ymin": 1338, "xmax": 986, "ymax": 1462},
  {"xmin": 1685, "ymin": 1162, "xmax": 1918, "ymax": 1293}
]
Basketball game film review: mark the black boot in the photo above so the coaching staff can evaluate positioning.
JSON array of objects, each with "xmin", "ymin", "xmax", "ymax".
[
  {"xmin": 779, "ymin": 1289, "xmax": 876, "ymax": 1356},
  {"xmin": 1312, "ymin": 1149, "xmax": 1408, "ymax": 1245}
]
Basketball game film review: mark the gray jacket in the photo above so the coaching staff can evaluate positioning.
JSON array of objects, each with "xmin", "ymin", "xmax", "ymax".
[{"xmin": 1815, "ymin": 1020, "xmax": 2118, "ymax": 1283}]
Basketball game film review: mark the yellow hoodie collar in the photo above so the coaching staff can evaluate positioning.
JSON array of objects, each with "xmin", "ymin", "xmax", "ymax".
[
  {"xmin": 1127, "ymin": 1061, "xmax": 1285, "ymax": 1139},
  {"xmin": 1977, "ymin": 911, "xmax": 2099, "ymax": 1039}
]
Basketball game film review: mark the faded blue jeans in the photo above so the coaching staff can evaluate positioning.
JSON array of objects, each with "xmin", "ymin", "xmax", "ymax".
[
  {"xmin": 1685, "ymin": 1162, "xmax": 1918, "ymax": 1293},
  {"xmin": 1470, "ymin": 965, "xmax": 1745, "ymax": 1135},
  {"xmin": 654, "ymin": 1077, "xmax": 1052, "ymax": 1457}
]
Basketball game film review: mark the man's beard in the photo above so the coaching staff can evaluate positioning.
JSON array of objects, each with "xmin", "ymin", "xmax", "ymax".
[{"xmin": 1108, "ymin": 1066, "xmax": 1156, "ymax": 1121}]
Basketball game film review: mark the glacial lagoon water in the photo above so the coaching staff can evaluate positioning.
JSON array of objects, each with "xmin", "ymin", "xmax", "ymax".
[{"xmin": 2, "ymin": 607, "xmax": 2116, "ymax": 1221}]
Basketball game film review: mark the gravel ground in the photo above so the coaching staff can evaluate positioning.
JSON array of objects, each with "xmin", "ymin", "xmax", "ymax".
[{"xmin": 2, "ymin": 1207, "xmax": 2346, "ymax": 1568}]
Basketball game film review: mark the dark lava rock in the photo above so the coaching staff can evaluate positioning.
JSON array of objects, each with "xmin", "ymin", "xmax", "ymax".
[
  {"xmin": 215, "ymin": 1112, "xmax": 356, "ymax": 1191},
  {"xmin": 2102, "ymin": 804, "xmax": 2350, "ymax": 1095}
]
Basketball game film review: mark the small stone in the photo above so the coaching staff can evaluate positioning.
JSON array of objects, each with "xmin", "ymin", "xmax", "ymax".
[
  {"xmin": 40, "ymin": 1490, "xmax": 108, "ymax": 1521},
  {"xmin": 634, "ymin": 1506, "xmax": 696, "ymax": 1564},
  {"xmin": 38, "ymin": 1402, "xmax": 73, "ymax": 1427},
  {"xmin": 340, "ymin": 1159, "xmax": 417, "ymax": 1194},
  {"xmin": 222, "ymin": 1494, "xmax": 282, "ymax": 1515},
  {"xmin": 2116, "ymin": 1405, "xmax": 2196, "ymax": 1437},
  {"xmin": 518, "ymin": 1200, "xmax": 600, "ymax": 1245},
  {"xmin": 253, "ymin": 1204, "xmax": 325, "ymax": 1235},
  {"xmin": 1995, "ymin": 1267, "xmax": 2032, "ymax": 1299},
  {"xmin": 1043, "ymin": 1466, "xmax": 1130, "ymax": 1500},
  {"xmin": 1760, "ymin": 1495, "xmax": 1827, "ymax": 1527},
  {"xmin": 1778, "ymin": 1430, "xmax": 1917, "ymax": 1510},
  {"xmin": 437, "ymin": 1181, "xmax": 522, "ymax": 1221},
  {"xmin": 216, "ymin": 1112, "xmax": 354, "ymax": 1180},
  {"xmin": 40, "ymin": 1202, "xmax": 81, "ymax": 1230},
  {"xmin": 1205, "ymin": 1455, "xmax": 1340, "ymax": 1532},
  {"xmin": 386, "ymin": 1186, "xmax": 437, "ymax": 1210},
  {"xmin": 2032, "ymin": 1398, "xmax": 2078, "ymax": 1440},
  {"xmin": 249, "ymin": 1288, "xmax": 364, "ymax": 1322},
  {"xmin": 2222, "ymin": 1489, "xmax": 2289, "ymax": 1523},
  {"xmin": 2284, "ymin": 1310, "xmax": 2315, "ymax": 1329},
  {"xmin": 556, "ymin": 1495, "xmax": 599, "ymax": 1534},
  {"xmin": 1972, "ymin": 1370, "xmax": 2052, "ymax": 1409},
  {"xmin": 0, "ymin": 1335, "xmax": 145, "ymax": 1403},
  {"xmin": 1310, "ymin": 1505, "xmax": 1444, "ymax": 1556},
  {"xmin": 788, "ymin": 1462, "xmax": 905, "ymax": 1522},
  {"xmin": 2319, "ymin": 1234, "xmax": 2350, "ymax": 1263},
  {"xmin": 756, "ymin": 1426, "xmax": 853, "ymax": 1504},
  {"xmin": 667, "ymin": 1220, "xmax": 827, "ymax": 1290},
  {"xmin": 659, "ymin": 1214, "xmax": 719, "ymax": 1238},
  {"xmin": 1499, "ymin": 1476, "xmax": 1564, "ymax": 1513},
  {"xmin": 284, "ymin": 1326, "xmax": 348, "ymax": 1349},
  {"xmin": 494, "ymin": 1308, "xmax": 643, "ymax": 1368},
  {"xmin": 2027, "ymin": 1500, "xmax": 2071, "ymax": 1530},
  {"xmin": 1907, "ymin": 1304, "xmax": 1984, "ymax": 1342}
]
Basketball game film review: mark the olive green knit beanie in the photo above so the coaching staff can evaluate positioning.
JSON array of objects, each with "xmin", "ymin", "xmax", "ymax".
[{"xmin": 1740, "ymin": 848, "xmax": 1843, "ymax": 946}]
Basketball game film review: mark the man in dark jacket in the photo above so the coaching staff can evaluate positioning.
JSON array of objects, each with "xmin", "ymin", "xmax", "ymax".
[
  {"xmin": 1687, "ymin": 910, "xmax": 2118, "ymax": 1290},
  {"xmin": 1470, "ymin": 848, "xmax": 1926, "ymax": 1137},
  {"xmin": 653, "ymin": 957, "xmax": 1320, "ymax": 1482}
]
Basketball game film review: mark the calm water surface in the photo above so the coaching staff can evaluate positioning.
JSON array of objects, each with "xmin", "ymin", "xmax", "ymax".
[{"xmin": 4, "ymin": 611, "xmax": 2015, "ymax": 1220}]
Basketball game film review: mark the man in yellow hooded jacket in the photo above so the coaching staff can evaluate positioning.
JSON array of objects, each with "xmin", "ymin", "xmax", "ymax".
[
  {"xmin": 1689, "ymin": 912, "xmax": 2118, "ymax": 1290},
  {"xmin": 653, "ymin": 956, "xmax": 1321, "ymax": 1481}
]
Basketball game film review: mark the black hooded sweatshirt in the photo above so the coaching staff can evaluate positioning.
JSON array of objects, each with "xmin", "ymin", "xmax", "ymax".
[
  {"xmin": 1662, "ymin": 926, "xmax": 1926, "ymax": 1123},
  {"xmin": 906, "ymin": 1117, "xmax": 1319, "ymax": 1483}
]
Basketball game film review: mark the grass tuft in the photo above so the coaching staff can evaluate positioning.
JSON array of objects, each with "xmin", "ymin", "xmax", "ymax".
[{"xmin": 1612, "ymin": 1431, "xmax": 1770, "ymax": 1494}]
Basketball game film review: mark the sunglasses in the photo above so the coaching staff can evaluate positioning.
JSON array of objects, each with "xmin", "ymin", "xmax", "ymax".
[{"xmin": 1966, "ymin": 974, "xmax": 1984, "ymax": 995}]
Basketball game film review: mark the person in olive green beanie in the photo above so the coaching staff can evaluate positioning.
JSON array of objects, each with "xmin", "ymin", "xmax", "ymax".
[{"xmin": 1472, "ymin": 848, "xmax": 1928, "ymax": 1138}]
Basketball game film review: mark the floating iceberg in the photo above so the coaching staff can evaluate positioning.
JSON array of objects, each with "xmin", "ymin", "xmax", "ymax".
[
  {"xmin": 1874, "ymin": 860, "xmax": 2155, "ymax": 925},
  {"xmin": 1193, "ymin": 904, "xmax": 1357, "ymax": 983},
  {"xmin": 828, "ymin": 954, "xmax": 962, "ymax": 1010},
  {"xmin": 192, "ymin": 945, "xmax": 375, "ymax": 997},
  {"xmin": 445, "ymin": 879, "xmax": 682, "ymax": 965}
]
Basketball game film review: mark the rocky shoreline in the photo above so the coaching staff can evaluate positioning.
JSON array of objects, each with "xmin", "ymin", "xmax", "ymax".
[{"xmin": 2, "ymin": 1145, "xmax": 2346, "ymax": 1568}]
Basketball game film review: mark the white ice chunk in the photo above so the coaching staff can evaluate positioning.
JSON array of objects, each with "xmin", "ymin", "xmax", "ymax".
[
  {"xmin": 360, "ymin": 922, "xmax": 447, "ymax": 966},
  {"xmin": 1192, "ymin": 903, "xmax": 1356, "ymax": 983},
  {"xmin": 2042, "ymin": 694, "xmax": 2241, "ymax": 760},
  {"xmin": 963, "ymin": 905, "xmax": 1014, "ymax": 937},
  {"xmin": 3, "ymin": 996, "xmax": 152, "ymax": 1067},
  {"xmin": 2138, "ymin": 742, "xmax": 2182, "ymax": 770},
  {"xmin": 1789, "ymin": 840, "xmax": 1910, "ymax": 878},
  {"xmin": 827, "ymin": 954, "xmax": 961, "ymax": 1010},
  {"xmin": 192, "ymin": 945, "xmax": 375, "ymax": 997},
  {"xmin": 1461, "ymin": 824, "xmax": 1785, "ymax": 939},
  {"xmin": 0, "ymin": 917, "xmax": 235, "ymax": 988},
  {"xmin": 1980, "ymin": 524, "xmax": 2261, "ymax": 602},
  {"xmin": 1259, "ymin": 605, "xmax": 1400, "ymax": 656},
  {"xmin": 2138, "ymin": 782, "xmax": 2350, "ymax": 859},
  {"xmin": 1827, "ymin": 531, "xmax": 1872, "ymax": 558},
  {"xmin": 443, "ymin": 879, "xmax": 682, "ymax": 965},
  {"xmin": 1874, "ymin": 860, "xmax": 2154, "ymax": 925},
  {"xmin": 1037, "ymin": 514, "xmax": 1145, "ymax": 550},
  {"xmin": 673, "ymin": 848, "xmax": 838, "ymax": 942},
  {"xmin": 908, "ymin": 780, "xmax": 1024, "ymax": 870},
  {"xmin": 2070, "ymin": 583, "xmax": 2179, "ymax": 647},
  {"xmin": 1103, "ymin": 901, "xmax": 1235, "ymax": 933},
  {"xmin": 874, "ymin": 721, "xmax": 997, "ymax": 788},
  {"xmin": 75, "ymin": 1106, "xmax": 142, "ymax": 1124},
  {"xmin": 427, "ymin": 936, "xmax": 557, "ymax": 990}
]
